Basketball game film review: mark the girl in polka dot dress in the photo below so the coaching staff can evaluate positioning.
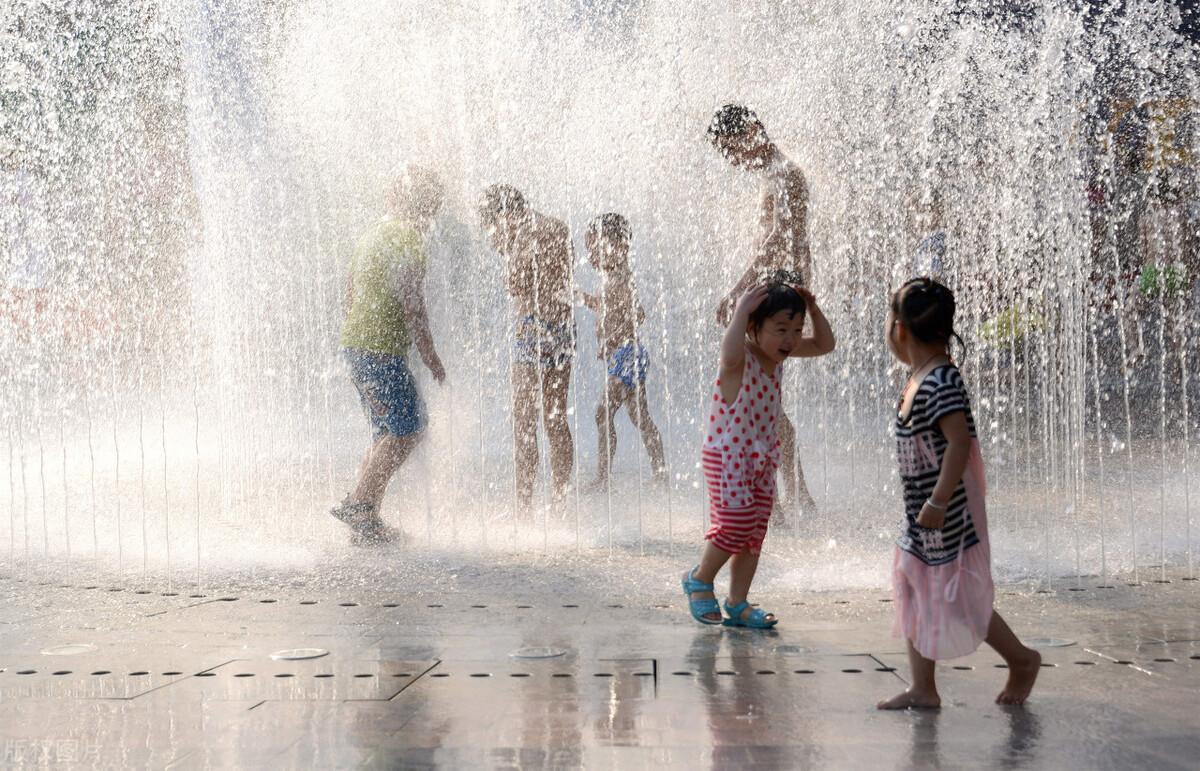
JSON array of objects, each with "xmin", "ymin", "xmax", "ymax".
[{"xmin": 681, "ymin": 280, "xmax": 836, "ymax": 627}]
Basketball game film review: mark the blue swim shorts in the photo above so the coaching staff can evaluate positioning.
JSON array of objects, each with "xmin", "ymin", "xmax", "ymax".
[
  {"xmin": 345, "ymin": 348, "xmax": 427, "ymax": 438},
  {"xmin": 607, "ymin": 342, "xmax": 649, "ymax": 389},
  {"xmin": 514, "ymin": 315, "xmax": 575, "ymax": 370}
]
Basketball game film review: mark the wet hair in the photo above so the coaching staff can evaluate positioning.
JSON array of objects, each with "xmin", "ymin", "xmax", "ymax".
[
  {"xmin": 478, "ymin": 183, "xmax": 528, "ymax": 226},
  {"xmin": 707, "ymin": 103, "xmax": 764, "ymax": 144},
  {"xmin": 749, "ymin": 283, "xmax": 806, "ymax": 332},
  {"xmin": 891, "ymin": 277, "xmax": 965, "ymax": 352},
  {"xmin": 586, "ymin": 212, "xmax": 632, "ymax": 245}
]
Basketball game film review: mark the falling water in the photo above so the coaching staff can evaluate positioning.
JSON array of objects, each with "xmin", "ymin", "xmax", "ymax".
[{"xmin": 0, "ymin": 1, "xmax": 1197, "ymax": 590}]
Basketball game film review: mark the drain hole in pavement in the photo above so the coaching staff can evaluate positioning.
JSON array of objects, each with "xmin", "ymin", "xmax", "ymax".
[
  {"xmin": 552, "ymin": 673, "xmax": 573, "ymax": 678},
  {"xmin": 130, "ymin": 671, "xmax": 150, "ymax": 676},
  {"xmin": 607, "ymin": 604, "xmax": 623, "ymax": 608},
  {"xmin": 163, "ymin": 671, "xmax": 182, "ymax": 676},
  {"xmin": 354, "ymin": 674, "xmax": 374, "ymax": 678},
  {"xmin": 593, "ymin": 673, "xmax": 613, "ymax": 677},
  {"xmin": 793, "ymin": 669, "xmax": 815, "ymax": 674},
  {"xmin": 1096, "ymin": 585, "xmax": 1115, "ymax": 589},
  {"xmin": 218, "ymin": 597, "xmax": 238, "ymax": 602},
  {"xmin": 315, "ymin": 674, "xmax": 334, "ymax": 678},
  {"xmin": 755, "ymin": 670, "xmax": 775, "ymax": 675},
  {"xmin": 653, "ymin": 604, "xmax": 670, "ymax": 609},
  {"xmin": 511, "ymin": 673, "xmax": 531, "ymax": 678},
  {"xmin": 299, "ymin": 601, "xmax": 317, "ymax": 605},
  {"xmin": 427, "ymin": 604, "xmax": 443, "ymax": 608},
  {"xmin": 1040, "ymin": 663, "xmax": 1057, "ymax": 668},
  {"xmin": 107, "ymin": 588, "xmax": 122, "ymax": 592},
  {"xmin": 382, "ymin": 603, "xmax": 399, "ymax": 608},
  {"xmin": 188, "ymin": 594, "xmax": 206, "ymax": 598},
  {"xmin": 717, "ymin": 670, "xmax": 736, "ymax": 676},
  {"xmin": 234, "ymin": 673, "xmax": 254, "ymax": 678},
  {"xmin": 563, "ymin": 604, "xmax": 579, "ymax": 608},
  {"xmin": 134, "ymin": 590, "xmax": 152, "ymax": 595},
  {"xmin": 274, "ymin": 673, "xmax": 294, "ymax": 678},
  {"xmin": 195, "ymin": 672, "xmax": 215, "ymax": 677},
  {"xmin": 393, "ymin": 673, "xmax": 411, "ymax": 677},
  {"xmin": 1074, "ymin": 661, "xmax": 1096, "ymax": 666},
  {"xmin": 995, "ymin": 664, "xmax": 1009, "ymax": 669},
  {"xmin": 259, "ymin": 599, "xmax": 276, "ymax": 604},
  {"xmin": 1153, "ymin": 658, "xmax": 1176, "ymax": 663},
  {"xmin": 338, "ymin": 602, "xmax": 358, "ymax": 607},
  {"xmin": 842, "ymin": 669, "xmax": 862, "ymax": 674},
  {"xmin": 430, "ymin": 673, "xmax": 449, "ymax": 678},
  {"xmin": 635, "ymin": 672, "xmax": 653, "ymax": 677},
  {"xmin": 833, "ymin": 600, "xmax": 849, "ymax": 605},
  {"xmin": 469, "ymin": 673, "xmax": 490, "ymax": 678},
  {"xmin": 471, "ymin": 604, "xmax": 487, "ymax": 608},
  {"xmin": 16, "ymin": 670, "xmax": 35, "ymax": 675},
  {"xmin": 92, "ymin": 671, "xmax": 112, "ymax": 676},
  {"xmin": 52, "ymin": 671, "xmax": 71, "ymax": 676},
  {"xmin": 672, "ymin": 671, "xmax": 693, "ymax": 676},
  {"xmin": 875, "ymin": 667, "xmax": 897, "ymax": 672},
  {"xmin": 1115, "ymin": 660, "xmax": 1134, "ymax": 665},
  {"xmin": 1068, "ymin": 587, "xmax": 1086, "ymax": 592},
  {"xmin": 1191, "ymin": 655, "xmax": 1200, "ymax": 660},
  {"xmin": 162, "ymin": 592, "xmax": 178, "ymax": 597},
  {"xmin": 952, "ymin": 665, "xmax": 973, "ymax": 671},
  {"xmin": 516, "ymin": 605, "xmax": 533, "ymax": 609},
  {"xmin": 878, "ymin": 598, "xmax": 892, "ymax": 603}
]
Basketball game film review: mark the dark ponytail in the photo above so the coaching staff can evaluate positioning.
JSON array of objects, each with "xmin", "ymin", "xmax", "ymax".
[{"xmin": 891, "ymin": 277, "xmax": 965, "ymax": 356}]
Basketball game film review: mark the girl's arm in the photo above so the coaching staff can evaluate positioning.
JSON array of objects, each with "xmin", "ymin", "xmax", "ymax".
[
  {"xmin": 916, "ymin": 411, "xmax": 971, "ymax": 529},
  {"xmin": 788, "ymin": 288, "xmax": 836, "ymax": 357},
  {"xmin": 718, "ymin": 285, "xmax": 769, "ymax": 403}
]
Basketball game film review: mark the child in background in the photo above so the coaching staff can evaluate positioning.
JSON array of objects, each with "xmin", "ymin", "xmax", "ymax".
[
  {"xmin": 878, "ymin": 277, "xmax": 1041, "ymax": 709},
  {"xmin": 681, "ymin": 277, "xmax": 835, "ymax": 627},
  {"xmin": 576, "ymin": 213, "xmax": 666, "ymax": 489}
]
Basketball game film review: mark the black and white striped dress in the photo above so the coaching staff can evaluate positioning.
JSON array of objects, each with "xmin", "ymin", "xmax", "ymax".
[{"xmin": 895, "ymin": 365, "xmax": 979, "ymax": 566}]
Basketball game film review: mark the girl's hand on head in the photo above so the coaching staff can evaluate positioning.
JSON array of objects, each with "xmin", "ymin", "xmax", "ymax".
[
  {"xmin": 794, "ymin": 287, "xmax": 816, "ymax": 307},
  {"xmin": 916, "ymin": 501, "xmax": 945, "ymax": 530},
  {"xmin": 733, "ymin": 284, "xmax": 770, "ymax": 317}
]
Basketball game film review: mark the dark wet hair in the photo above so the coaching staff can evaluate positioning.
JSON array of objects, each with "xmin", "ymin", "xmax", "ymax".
[
  {"xmin": 749, "ymin": 283, "xmax": 806, "ymax": 332},
  {"xmin": 707, "ymin": 103, "xmax": 764, "ymax": 144},
  {"xmin": 479, "ymin": 183, "xmax": 527, "ymax": 225},
  {"xmin": 891, "ymin": 277, "xmax": 965, "ymax": 352},
  {"xmin": 587, "ymin": 212, "xmax": 631, "ymax": 245}
]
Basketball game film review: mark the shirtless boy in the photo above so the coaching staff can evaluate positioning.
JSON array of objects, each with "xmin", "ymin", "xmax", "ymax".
[
  {"xmin": 479, "ymin": 184, "xmax": 575, "ymax": 512},
  {"xmin": 707, "ymin": 103, "xmax": 818, "ymax": 520}
]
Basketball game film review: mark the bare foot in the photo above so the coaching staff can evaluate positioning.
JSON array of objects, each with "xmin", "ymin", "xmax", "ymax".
[
  {"xmin": 997, "ymin": 649, "xmax": 1041, "ymax": 705},
  {"xmin": 876, "ymin": 689, "xmax": 941, "ymax": 710}
]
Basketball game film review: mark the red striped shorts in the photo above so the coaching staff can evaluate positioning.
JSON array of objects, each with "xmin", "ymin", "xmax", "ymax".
[{"xmin": 704, "ymin": 487, "xmax": 774, "ymax": 555}]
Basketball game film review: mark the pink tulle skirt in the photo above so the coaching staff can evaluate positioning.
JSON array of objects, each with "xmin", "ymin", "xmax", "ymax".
[{"xmin": 891, "ymin": 441, "xmax": 995, "ymax": 661}]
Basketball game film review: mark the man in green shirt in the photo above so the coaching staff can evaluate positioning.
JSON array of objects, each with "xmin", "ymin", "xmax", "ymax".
[{"xmin": 331, "ymin": 167, "xmax": 446, "ymax": 544}]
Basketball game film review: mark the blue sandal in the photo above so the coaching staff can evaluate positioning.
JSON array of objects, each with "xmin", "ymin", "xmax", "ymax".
[
  {"xmin": 681, "ymin": 567, "xmax": 723, "ymax": 625},
  {"xmin": 723, "ymin": 600, "xmax": 778, "ymax": 629}
]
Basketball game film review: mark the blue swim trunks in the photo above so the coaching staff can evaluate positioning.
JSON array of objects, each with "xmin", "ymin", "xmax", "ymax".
[
  {"xmin": 345, "ymin": 348, "xmax": 427, "ymax": 438},
  {"xmin": 514, "ymin": 315, "xmax": 575, "ymax": 369},
  {"xmin": 607, "ymin": 342, "xmax": 649, "ymax": 389}
]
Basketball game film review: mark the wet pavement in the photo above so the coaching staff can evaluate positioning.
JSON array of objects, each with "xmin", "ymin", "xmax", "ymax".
[{"xmin": 1, "ymin": 563, "xmax": 1199, "ymax": 769}]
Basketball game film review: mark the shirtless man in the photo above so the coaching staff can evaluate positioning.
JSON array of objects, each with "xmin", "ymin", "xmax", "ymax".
[
  {"xmin": 479, "ymin": 184, "xmax": 575, "ymax": 512},
  {"xmin": 707, "ymin": 103, "xmax": 818, "ymax": 520}
]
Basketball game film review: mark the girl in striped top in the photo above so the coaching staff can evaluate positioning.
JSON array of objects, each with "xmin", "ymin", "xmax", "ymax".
[
  {"xmin": 878, "ymin": 278, "xmax": 1041, "ymax": 710},
  {"xmin": 680, "ymin": 279, "xmax": 835, "ymax": 627}
]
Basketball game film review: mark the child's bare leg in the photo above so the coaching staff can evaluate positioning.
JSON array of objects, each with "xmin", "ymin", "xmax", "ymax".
[
  {"xmin": 541, "ymin": 364, "xmax": 575, "ymax": 500},
  {"xmin": 630, "ymin": 383, "xmax": 666, "ymax": 479},
  {"xmin": 778, "ymin": 412, "xmax": 797, "ymax": 504},
  {"xmin": 685, "ymin": 541, "xmax": 734, "ymax": 623},
  {"xmin": 590, "ymin": 379, "xmax": 625, "ymax": 488},
  {"xmin": 877, "ymin": 640, "xmax": 941, "ymax": 710},
  {"xmin": 986, "ymin": 610, "xmax": 1041, "ymax": 705},
  {"xmin": 726, "ymin": 548, "xmax": 774, "ymax": 623},
  {"xmin": 511, "ymin": 364, "xmax": 540, "ymax": 512},
  {"xmin": 352, "ymin": 433, "xmax": 421, "ymax": 510}
]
